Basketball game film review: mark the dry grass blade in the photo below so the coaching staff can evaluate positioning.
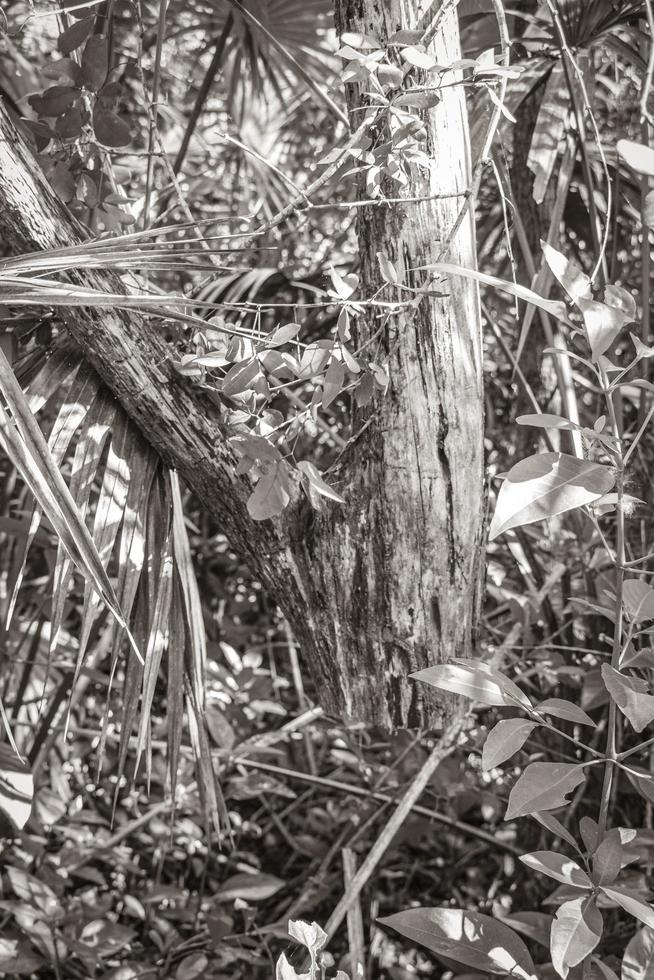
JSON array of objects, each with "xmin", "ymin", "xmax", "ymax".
[
  {"xmin": 135, "ymin": 483, "xmax": 174, "ymax": 787},
  {"xmin": 171, "ymin": 472, "xmax": 206, "ymax": 706},
  {"xmin": 0, "ymin": 275, "xmax": 255, "ymax": 339},
  {"xmin": 76, "ymin": 414, "xmax": 133, "ymax": 670},
  {"xmin": 96, "ymin": 434, "xmax": 158, "ymax": 777},
  {"xmin": 50, "ymin": 392, "xmax": 115, "ymax": 670},
  {"xmin": 0, "ymin": 345, "xmax": 137, "ymax": 650},
  {"xmin": 7, "ymin": 362, "xmax": 98, "ymax": 628},
  {"xmin": 166, "ymin": 577, "xmax": 185, "ymax": 802},
  {"xmin": 185, "ymin": 676, "xmax": 229, "ymax": 836}
]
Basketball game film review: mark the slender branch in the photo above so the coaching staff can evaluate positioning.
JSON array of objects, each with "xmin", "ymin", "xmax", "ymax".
[{"xmin": 173, "ymin": 14, "xmax": 233, "ymax": 176}]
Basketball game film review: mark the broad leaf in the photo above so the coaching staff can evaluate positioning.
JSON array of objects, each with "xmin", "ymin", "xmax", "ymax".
[
  {"xmin": 551, "ymin": 897, "xmax": 602, "ymax": 979},
  {"xmin": 602, "ymin": 889, "xmax": 654, "ymax": 930},
  {"xmin": 622, "ymin": 580, "xmax": 654, "ymax": 622},
  {"xmin": 592, "ymin": 829, "xmax": 623, "ymax": 886},
  {"xmin": 537, "ymin": 698, "xmax": 596, "ymax": 727},
  {"xmin": 601, "ymin": 665, "xmax": 654, "ymax": 733},
  {"xmin": 489, "ymin": 453, "xmax": 614, "ymax": 541},
  {"xmin": 378, "ymin": 907, "xmax": 536, "ymax": 980},
  {"xmin": 412, "ymin": 660, "xmax": 531, "ymax": 709},
  {"xmin": 288, "ymin": 920, "xmax": 327, "ymax": 956},
  {"xmin": 420, "ymin": 262, "xmax": 570, "ymax": 322},
  {"xmin": 542, "ymin": 242, "xmax": 632, "ymax": 358},
  {"xmin": 297, "ymin": 460, "xmax": 345, "ymax": 505},
  {"xmin": 627, "ymin": 768, "xmax": 654, "ymax": 804},
  {"xmin": 578, "ymin": 296, "xmax": 633, "ymax": 361},
  {"xmin": 0, "ymin": 743, "xmax": 33, "ymax": 831},
  {"xmin": 618, "ymin": 139, "xmax": 654, "ymax": 178},
  {"xmin": 215, "ymin": 873, "xmax": 284, "ymax": 903},
  {"xmin": 534, "ymin": 810, "xmax": 582, "ymax": 851},
  {"xmin": 542, "ymin": 242, "xmax": 591, "ymax": 304},
  {"xmin": 520, "ymin": 851, "xmax": 591, "ymax": 889},
  {"xmin": 499, "ymin": 912, "xmax": 553, "ymax": 950},
  {"xmin": 505, "ymin": 762, "xmax": 586, "ymax": 821},
  {"xmin": 482, "ymin": 719, "xmax": 537, "ymax": 771},
  {"xmin": 247, "ymin": 461, "xmax": 293, "ymax": 520},
  {"xmin": 517, "ymin": 414, "xmax": 579, "ymax": 430},
  {"xmin": 622, "ymin": 927, "xmax": 654, "ymax": 980}
]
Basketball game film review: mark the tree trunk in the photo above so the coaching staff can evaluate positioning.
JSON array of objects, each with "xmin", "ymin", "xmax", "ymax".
[
  {"xmin": 281, "ymin": 0, "xmax": 485, "ymax": 727},
  {"xmin": 0, "ymin": 0, "xmax": 484, "ymax": 730}
]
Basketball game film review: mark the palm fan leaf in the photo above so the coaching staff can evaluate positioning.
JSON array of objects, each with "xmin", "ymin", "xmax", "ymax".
[{"xmin": 3, "ymin": 344, "xmax": 227, "ymax": 833}]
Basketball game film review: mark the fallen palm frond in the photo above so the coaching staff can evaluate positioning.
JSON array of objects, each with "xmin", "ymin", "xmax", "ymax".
[{"xmin": 2, "ymin": 345, "xmax": 226, "ymax": 832}]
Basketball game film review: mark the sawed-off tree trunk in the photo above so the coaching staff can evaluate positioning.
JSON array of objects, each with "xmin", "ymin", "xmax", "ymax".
[{"xmin": 0, "ymin": 0, "xmax": 484, "ymax": 729}]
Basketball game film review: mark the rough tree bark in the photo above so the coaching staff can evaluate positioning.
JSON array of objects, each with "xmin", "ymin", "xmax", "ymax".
[
  {"xmin": 284, "ymin": 0, "xmax": 485, "ymax": 726},
  {"xmin": 0, "ymin": 0, "xmax": 484, "ymax": 728}
]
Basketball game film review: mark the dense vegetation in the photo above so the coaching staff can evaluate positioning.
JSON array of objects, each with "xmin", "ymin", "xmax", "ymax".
[{"xmin": 2, "ymin": 1, "xmax": 654, "ymax": 979}]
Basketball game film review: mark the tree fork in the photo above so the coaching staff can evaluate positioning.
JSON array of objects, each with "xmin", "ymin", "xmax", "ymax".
[{"xmin": 0, "ymin": 0, "xmax": 485, "ymax": 728}]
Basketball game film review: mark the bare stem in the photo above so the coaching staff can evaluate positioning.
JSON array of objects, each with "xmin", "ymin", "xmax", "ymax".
[{"xmin": 597, "ymin": 367, "xmax": 625, "ymax": 834}]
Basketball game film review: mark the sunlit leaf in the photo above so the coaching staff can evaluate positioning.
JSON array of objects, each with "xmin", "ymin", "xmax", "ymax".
[
  {"xmin": 601, "ymin": 665, "xmax": 654, "ymax": 733},
  {"xmin": 379, "ymin": 907, "xmax": 536, "ymax": 980},
  {"xmin": 216, "ymin": 872, "xmax": 285, "ymax": 903},
  {"xmin": 505, "ymin": 762, "xmax": 586, "ymax": 820},
  {"xmin": 622, "ymin": 927, "xmax": 654, "ymax": 980},
  {"xmin": 489, "ymin": 453, "xmax": 615, "ymax": 541},
  {"xmin": 536, "ymin": 698, "xmax": 596, "ymax": 727},
  {"xmin": 602, "ymin": 889, "xmax": 654, "ymax": 930},
  {"xmin": 551, "ymin": 897, "xmax": 602, "ymax": 979},
  {"xmin": 412, "ymin": 660, "xmax": 531, "ymax": 708},
  {"xmin": 0, "ymin": 743, "xmax": 33, "ymax": 831},
  {"xmin": 618, "ymin": 139, "xmax": 654, "ymax": 177},
  {"xmin": 482, "ymin": 719, "xmax": 538, "ymax": 770},
  {"xmin": 520, "ymin": 851, "xmax": 592, "ymax": 888}
]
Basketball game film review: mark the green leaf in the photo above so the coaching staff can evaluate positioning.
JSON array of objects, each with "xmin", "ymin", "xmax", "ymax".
[
  {"xmin": 0, "ymin": 743, "xmax": 33, "ymax": 831},
  {"xmin": 541, "ymin": 242, "xmax": 591, "ymax": 304},
  {"xmin": 93, "ymin": 104, "xmax": 130, "ymax": 147},
  {"xmin": 516, "ymin": 414, "xmax": 579, "ymax": 431},
  {"xmin": 288, "ymin": 920, "xmax": 327, "ymax": 955},
  {"xmin": 622, "ymin": 927, "xmax": 654, "ymax": 980},
  {"xmin": 378, "ymin": 907, "xmax": 536, "ymax": 980},
  {"xmin": 222, "ymin": 358, "xmax": 260, "ymax": 397},
  {"xmin": 297, "ymin": 460, "xmax": 345, "ymax": 505},
  {"xmin": 618, "ymin": 139, "xmax": 654, "ymax": 178},
  {"xmin": 401, "ymin": 46, "xmax": 439, "ymax": 70},
  {"xmin": 215, "ymin": 873, "xmax": 285, "ymax": 903},
  {"xmin": 498, "ymin": 912, "xmax": 553, "ymax": 950},
  {"xmin": 551, "ymin": 897, "xmax": 602, "ymax": 979},
  {"xmin": 482, "ymin": 719, "xmax": 538, "ymax": 770},
  {"xmin": 81, "ymin": 34, "xmax": 108, "ymax": 91},
  {"xmin": 489, "ymin": 453, "xmax": 615, "ymax": 541},
  {"xmin": 417, "ymin": 262, "xmax": 570, "ymax": 322},
  {"xmin": 247, "ymin": 461, "xmax": 292, "ymax": 520},
  {"xmin": 58, "ymin": 17, "xmax": 94, "ymax": 55},
  {"xmin": 412, "ymin": 660, "xmax": 531, "ymax": 709},
  {"xmin": 520, "ymin": 851, "xmax": 592, "ymax": 889},
  {"xmin": 622, "ymin": 580, "xmax": 654, "ymax": 622},
  {"xmin": 377, "ymin": 251, "xmax": 398, "ymax": 283},
  {"xmin": 602, "ymin": 889, "xmax": 654, "ymax": 930},
  {"xmin": 591, "ymin": 829, "xmax": 623, "ymax": 887},
  {"xmin": 534, "ymin": 811, "xmax": 582, "ymax": 851},
  {"xmin": 601, "ymin": 665, "xmax": 654, "ymax": 733},
  {"xmin": 578, "ymin": 296, "xmax": 633, "ymax": 361},
  {"xmin": 541, "ymin": 242, "xmax": 632, "ymax": 357},
  {"xmin": 536, "ymin": 698, "xmax": 596, "ymax": 727},
  {"xmin": 321, "ymin": 358, "xmax": 345, "ymax": 409},
  {"xmin": 505, "ymin": 762, "xmax": 586, "ymax": 821}
]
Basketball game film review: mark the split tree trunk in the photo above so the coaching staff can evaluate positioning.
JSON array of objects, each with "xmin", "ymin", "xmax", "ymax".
[{"xmin": 0, "ymin": 0, "xmax": 483, "ymax": 729}]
